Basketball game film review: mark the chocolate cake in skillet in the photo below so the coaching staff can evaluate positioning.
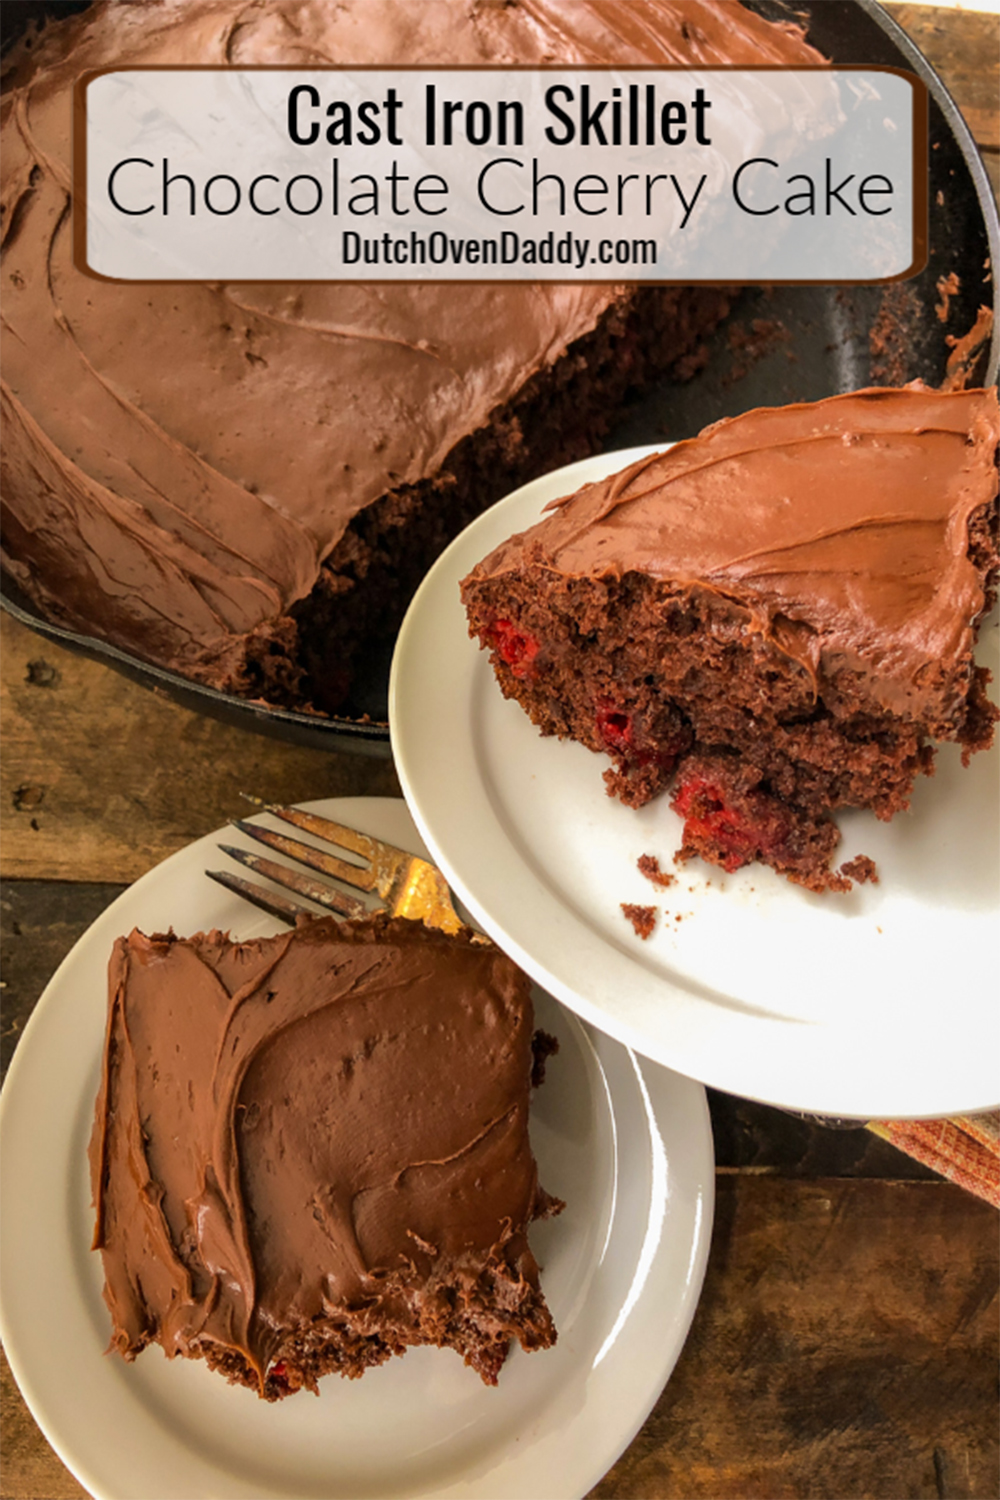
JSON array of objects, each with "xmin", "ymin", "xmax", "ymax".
[
  {"xmin": 0, "ymin": 0, "xmax": 826, "ymax": 717},
  {"xmin": 461, "ymin": 384, "xmax": 1000, "ymax": 892},
  {"xmin": 89, "ymin": 914, "xmax": 562, "ymax": 1397}
]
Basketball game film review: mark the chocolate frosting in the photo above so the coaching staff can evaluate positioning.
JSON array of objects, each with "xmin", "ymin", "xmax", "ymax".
[
  {"xmin": 1, "ymin": 0, "xmax": 824, "ymax": 688},
  {"xmin": 466, "ymin": 384, "xmax": 1000, "ymax": 720},
  {"xmin": 89, "ymin": 916, "xmax": 556, "ymax": 1388}
]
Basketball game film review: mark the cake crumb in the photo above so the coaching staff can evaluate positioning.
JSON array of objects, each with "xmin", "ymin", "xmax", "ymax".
[
  {"xmin": 942, "ymin": 305, "xmax": 994, "ymax": 391},
  {"xmin": 621, "ymin": 903, "xmax": 657, "ymax": 940},
  {"xmin": 935, "ymin": 271, "xmax": 960, "ymax": 322},
  {"xmin": 637, "ymin": 853, "xmax": 676, "ymax": 888},
  {"xmin": 839, "ymin": 854, "xmax": 879, "ymax": 885}
]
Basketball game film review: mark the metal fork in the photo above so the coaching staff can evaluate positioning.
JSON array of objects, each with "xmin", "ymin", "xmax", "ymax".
[{"xmin": 206, "ymin": 799, "xmax": 465, "ymax": 935}]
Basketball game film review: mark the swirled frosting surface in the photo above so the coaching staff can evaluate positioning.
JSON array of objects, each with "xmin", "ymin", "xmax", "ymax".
[
  {"xmin": 1, "ymin": 0, "xmax": 824, "ymax": 685},
  {"xmin": 468, "ymin": 385, "xmax": 1000, "ymax": 718},
  {"xmin": 89, "ymin": 915, "xmax": 554, "ymax": 1386}
]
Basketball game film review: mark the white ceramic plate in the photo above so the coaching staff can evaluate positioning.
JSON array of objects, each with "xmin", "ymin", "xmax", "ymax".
[
  {"xmin": 0, "ymin": 797, "xmax": 713, "ymax": 1500},
  {"xmin": 390, "ymin": 450, "xmax": 1000, "ymax": 1121}
]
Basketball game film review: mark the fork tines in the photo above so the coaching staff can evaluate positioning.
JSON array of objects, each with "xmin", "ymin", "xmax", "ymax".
[
  {"xmin": 217, "ymin": 843, "xmax": 365, "ymax": 919},
  {"xmin": 240, "ymin": 795, "xmax": 375, "ymax": 860},
  {"xmin": 206, "ymin": 809, "xmax": 372, "ymax": 925},
  {"xmin": 205, "ymin": 868, "xmax": 318, "ymax": 925},
  {"xmin": 210, "ymin": 800, "xmax": 464, "ymax": 934},
  {"xmin": 231, "ymin": 818, "xmax": 375, "ymax": 896}
]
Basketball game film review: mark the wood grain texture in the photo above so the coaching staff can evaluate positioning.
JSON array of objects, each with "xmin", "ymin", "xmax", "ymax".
[
  {"xmin": 885, "ymin": 3, "xmax": 999, "ymax": 150},
  {"xmin": 883, "ymin": 1, "xmax": 1000, "ymax": 201},
  {"xmin": 0, "ymin": 881, "xmax": 127, "ymax": 1080},
  {"xmin": 0, "ymin": 613, "xmax": 400, "ymax": 884},
  {"xmin": 589, "ymin": 1178, "xmax": 999, "ymax": 1500},
  {"xmin": 0, "ymin": 1350, "xmax": 88, "ymax": 1500}
]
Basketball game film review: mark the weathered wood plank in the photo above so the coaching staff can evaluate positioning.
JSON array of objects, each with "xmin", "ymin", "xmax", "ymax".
[
  {"xmin": 0, "ymin": 881, "xmax": 128, "ymax": 1080},
  {"xmin": 707, "ymin": 1093, "xmax": 939, "ymax": 1182},
  {"xmin": 883, "ymin": 1, "xmax": 999, "ymax": 201},
  {"xmin": 589, "ymin": 1177, "xmax": 1000, "ymax": 1500},
  {"xmin": 884, "ymin": 4, "xmax": 999, "ymax": 150},
  {"xmin": 0, "ymin": 614, "xmax": 400, "ymax": 884},
  {"xmin": 0, "ymin": 1350, "xmax": 88, "ymax": 1500}
]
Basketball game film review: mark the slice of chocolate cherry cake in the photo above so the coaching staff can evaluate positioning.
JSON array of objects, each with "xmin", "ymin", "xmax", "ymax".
[
  {"xmin": 89, "ymin": 915, "xmax": 563, "ymax": 1398},
  {"xmin": 461, "ymin": 384, "xmax": 999, "ymax": 892}
]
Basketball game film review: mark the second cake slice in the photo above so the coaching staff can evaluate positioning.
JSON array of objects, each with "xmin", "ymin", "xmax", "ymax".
[{"xmin": 461, "ymin": 384, "xmax": 999, "ymax": 892}]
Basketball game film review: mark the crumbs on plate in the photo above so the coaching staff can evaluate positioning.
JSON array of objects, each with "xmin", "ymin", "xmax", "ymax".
[
  {"xmin": 637, "ymin": 854, "xmax": 676, "ymax": 889},
  {"xmin": 621, "ymin": 903, "xmax": 657, "ymax": 940}
]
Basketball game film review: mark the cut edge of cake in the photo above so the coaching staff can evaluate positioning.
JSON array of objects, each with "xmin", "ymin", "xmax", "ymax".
[{"xmin": 460, "ymin": 384, "xmax": 1000, "ymax": 893}]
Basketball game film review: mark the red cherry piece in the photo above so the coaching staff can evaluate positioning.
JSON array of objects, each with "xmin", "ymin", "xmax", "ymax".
[
  {"xmin": 672, "ymin": 773, "xmax": 791, "ymax": 873},
  {"xmin": 485, "ymin": 617, "xmax": 540, "ymax": 678},
  {"xmin": 595, "ymin": 702, "xmax": 634, "ymax": 755},
  {"xmin": 596, "ymin": 699, "xmax": 688, "ymax": 774}
]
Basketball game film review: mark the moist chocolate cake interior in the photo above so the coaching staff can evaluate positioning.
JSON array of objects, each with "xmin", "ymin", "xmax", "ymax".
[{"xmin": 461, "ymin": 384, "xmax": 1000, "ymax": 891}]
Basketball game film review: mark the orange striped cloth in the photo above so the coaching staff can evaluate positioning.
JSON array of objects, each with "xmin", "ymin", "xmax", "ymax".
[{"xmin": 867, "ymin": 1112, "xmax": 1000, "ymax": 1207}]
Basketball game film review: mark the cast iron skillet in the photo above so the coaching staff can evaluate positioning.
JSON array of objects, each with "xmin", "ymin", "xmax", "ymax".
[{"xmin": 2, "ymin": 0, "xmax": 997, "ymax": 758}]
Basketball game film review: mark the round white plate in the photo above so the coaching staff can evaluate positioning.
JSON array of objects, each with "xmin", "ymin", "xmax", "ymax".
[
  {"xmin": 390, "ymin": 450, "xmax": 1000, "ymax": 1121},
  {"xmin": 0, "ymin": 797, "xmax": 713, "ymax": 1500}
]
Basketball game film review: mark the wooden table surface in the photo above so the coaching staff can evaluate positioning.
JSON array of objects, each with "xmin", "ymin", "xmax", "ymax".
[{"xmin": 2, "ymin": 6, "xmax": 998, "ymax": 1498}]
